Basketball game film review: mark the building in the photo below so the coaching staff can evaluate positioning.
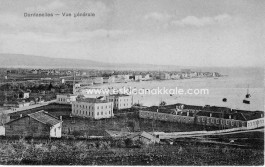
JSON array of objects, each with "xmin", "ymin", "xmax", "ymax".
[
  {"xmin": 141, "ymin": 74, "xmax": 150, "ymax": 81},
  {"xmin": 159, "ymin": 73, "xmax": 170, "ymax": 80},
  {"xmin": 195, "ymin": 110, "xmax": 264, "ymax": 129},
  {"xmin": 139, "ymin": 109, "xmax": 195, "ymax": 124},
  {"xmin": 103, "ymin": 76, "xmax": 115, "ymax": 83},
  {"xmin": 80, "ymin": 78, "xmax": 94, "ymax": 86},
  {"xmin": 92, "ymin": 77, "xmax": 103, "ymax": 84},
  {"xmin": 3, "ymin": 101, "xmax": 30, "ymax": 108},
  {"xmin": 134, "ymin": 75, "xmax": 142, "ymax": 81},
  {"xmin": 17, "ymin": 90, "xmax": 30, "ymax": 99},
  {"xmin": 72, "ymin": 98, "xmax": 113, "ymax": 119},
  {"xmin": 170, "ymin": 73, "xmax": 181, "ymax": 80},
  {"xmin": 127, "ymin": 131, "xmax": 160, "ymax": 144},
  {"xmin": 56, "ymin": 94, "xmax": 77, "ymax": 104},
  {"xmin": 106, "ymin": 94, "xmax": 133, "ymax": 110},
  {"xmin": 4, "ymin": 110, "xmax": 62, "ymax": 138}
]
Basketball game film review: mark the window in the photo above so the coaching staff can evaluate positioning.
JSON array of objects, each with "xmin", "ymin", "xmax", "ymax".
[
  {"xmin": 97, "ymin": 112, "xmax": 99, "ymax": 115},
  {"xmin": 216, "ymin": 119, "xmax": 219, "ymax": 124},
  {"xmin": 211, "ymin": 119, "xmax": 214, "ymax": 123},
  {"xmin": 101, "ymin": 112, "xmax": 103, "ymax": 115}
]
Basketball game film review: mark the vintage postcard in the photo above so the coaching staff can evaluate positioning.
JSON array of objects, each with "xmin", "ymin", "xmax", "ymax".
[{"xmin": 0, "ymin": 0, "xmax": 264, "ymax": 165}]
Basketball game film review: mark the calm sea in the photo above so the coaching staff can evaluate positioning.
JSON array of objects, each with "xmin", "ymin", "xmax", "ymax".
[{"xmin": 93, "ymin": 67, "xmax": 264, "ymax": 111}]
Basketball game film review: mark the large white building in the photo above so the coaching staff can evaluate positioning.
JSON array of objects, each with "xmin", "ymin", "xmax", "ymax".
[
  {"xmin": 72, "ymin": 98, "xmax": 113, "ymax": 119},
  {"xmin": 56, "ymin": 94, "xmax": 77, "ymax": 104},
  {"xmin": 106, "ymin": 94, "xmax": 133, "ymax": 110}
]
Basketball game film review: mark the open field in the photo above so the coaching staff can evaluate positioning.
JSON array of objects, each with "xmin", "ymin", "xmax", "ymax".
[{"xmin": 0, "ymin": 137, "xmax": 263, "ymax": 165}]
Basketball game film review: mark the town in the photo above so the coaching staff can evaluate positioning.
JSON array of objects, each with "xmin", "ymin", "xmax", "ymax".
[{"xmin": 0, "ymin": 67, "xmax": 263, "ymax": 165}]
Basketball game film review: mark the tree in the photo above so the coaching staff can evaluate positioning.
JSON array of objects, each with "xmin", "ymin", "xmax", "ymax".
[{"xmin": 159, "ymin": 101, "xmax": 166, "ymax": 106}]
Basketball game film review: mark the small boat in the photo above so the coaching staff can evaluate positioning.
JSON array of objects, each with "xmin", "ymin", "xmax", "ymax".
[
  {"xmin": 170, "ymin": 94, "xmax": 173, "ymax": 96},
  {"xmin": 222, "ymin": 98, "xmax": 227, "ymax": 102},
  {"xmin": 245, "ymin": 85, "xmax": 251, "ymax": 98},
  {"xmin": 243, "ymin": 99, "xmax": 250, "ymax": 104}
]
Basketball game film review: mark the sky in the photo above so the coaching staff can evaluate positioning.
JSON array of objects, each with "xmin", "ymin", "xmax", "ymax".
[{"xmin": 0, "ymin": 0, "xmax": 264, "ymax": 67}]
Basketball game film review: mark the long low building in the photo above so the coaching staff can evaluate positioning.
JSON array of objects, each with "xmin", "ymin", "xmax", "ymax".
[
  {"xmin": 56, "ymin": 94, "xmax": 77, "ymax": 104},
  {"xmin": 139, "ymin": 110, "xmax": 195, "ymax": 124},
  {"xmin": 195, "ymin": 110, "xmax": 264, "ymax": 129},
  {"xmin": 139, "ymin": 104, "xmax": 264, "ymax": 130},
  {"xmin": 72, "ymin": 98, "xmax": 114, "ymax": 119}
]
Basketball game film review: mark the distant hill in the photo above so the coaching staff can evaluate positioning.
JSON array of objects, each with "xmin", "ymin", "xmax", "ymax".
[{"xmin": 0, "ymin": 53, "xmax": 183, "ymax": 70}]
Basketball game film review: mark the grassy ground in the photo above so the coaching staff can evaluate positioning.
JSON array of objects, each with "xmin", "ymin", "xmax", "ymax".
[{"xmin": 0, "ymin": 137, "xmax": 263, "ymax": 165}]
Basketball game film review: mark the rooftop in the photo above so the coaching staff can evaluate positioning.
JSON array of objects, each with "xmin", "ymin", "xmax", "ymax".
[
  {"xmin": 76, "ymin": 98, "xmax": 109, "ymax": 103},
  {"xmin": 57, "ymin": 94, "xmax": 77, "ymax": 97},
  {"xmin": 143, "ymin": 103, "xmax": 264, "ymax": 121},
  {"xmin": 6, "ymin": 110, "xmax": 62, "ymax": 127},
  {"xmin": 28, "ymin": 110, "xmax": 62, "ymax": 126},
  {"xmin": 109, "ymin": 94, "xmax": 130, "ymax": 97}
]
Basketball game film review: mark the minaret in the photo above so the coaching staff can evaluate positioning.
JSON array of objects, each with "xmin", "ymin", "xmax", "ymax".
[{"xmin": 73, "ymin": 70, "xmax": 76, "ymax": 95}]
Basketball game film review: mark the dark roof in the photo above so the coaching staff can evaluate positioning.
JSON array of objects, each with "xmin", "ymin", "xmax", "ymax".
[
  {"xmin": 28, "ymin": 110, "xmax": 62, "ymax": 126},
  {"xmin": 6, "ymin": 110, "xmax": 62, "ymax": 126}
]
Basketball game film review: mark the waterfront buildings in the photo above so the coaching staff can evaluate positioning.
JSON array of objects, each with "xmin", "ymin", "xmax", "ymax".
[
  {"xmin": 5, "ymin": 110, "xmax": 62, "ymax": 138},
  {"xmin": 159, "ymin": 73, "xmax": 170, "ymax": 80},
  {"xmin": 106, "ymin": 94, "xmax": 133, "ymax": 110},
  {"xmin": 72, "ymin": 98, "xmax": 113, "ymax": 119}
]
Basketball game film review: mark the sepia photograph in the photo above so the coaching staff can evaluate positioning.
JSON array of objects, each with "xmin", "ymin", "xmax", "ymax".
[{"xmin": 0, "ymin": 0, "xmax": 264, "ymax": 165}]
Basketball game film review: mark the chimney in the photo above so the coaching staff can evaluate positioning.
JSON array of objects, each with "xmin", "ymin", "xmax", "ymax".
[
  {"xmin": 229, "ymin": 115, "xmax": 231, "ymax": 119},
  {"xmin": 20, "ymin": 114, "xmax": 23, "ymax": 118},
  {"xmin": 210, "ymin": 113, "xmax": 212, "ymax": 117},
  {"xmin": 187, "ymin": 111, "xmax": 189, "ymax": 117},
  {"xmin": 157, "ymin": 109, "xmax": 158, "ymax": 112},
  {"xmin": 60, "ymin": 116, "xmax": 63, "ymax": 120}
]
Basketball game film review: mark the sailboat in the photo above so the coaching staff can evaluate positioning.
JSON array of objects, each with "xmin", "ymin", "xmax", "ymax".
[
  {"xmin": 245, "ymin": 85, "xmax": 251, "ymax": 98},
  {"xmin": 243, "ymin": 85, "xmax": 251, "ymax": 104}
]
